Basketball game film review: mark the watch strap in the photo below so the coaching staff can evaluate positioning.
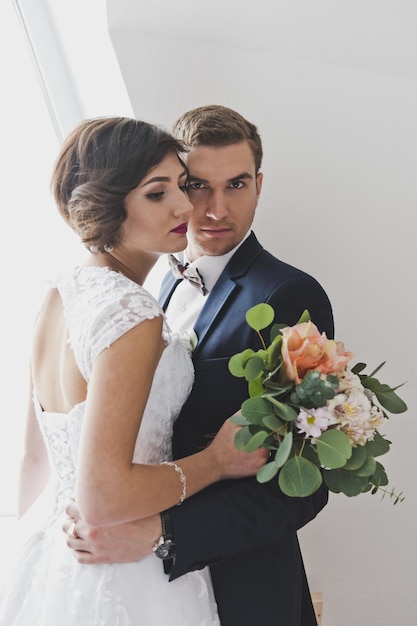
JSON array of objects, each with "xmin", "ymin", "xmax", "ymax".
[
  {"xmin": 160, "ymin": 511, "xmax": 174, "ymax": 574},
  {"xmin": 160, "ymin": 511, "xmax": 174, "ymax": 541}
]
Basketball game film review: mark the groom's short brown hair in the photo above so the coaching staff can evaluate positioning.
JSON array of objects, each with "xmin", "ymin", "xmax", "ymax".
[{"xmin": 172, "ymin": 104, "xmax": 263, "ymax": 173}]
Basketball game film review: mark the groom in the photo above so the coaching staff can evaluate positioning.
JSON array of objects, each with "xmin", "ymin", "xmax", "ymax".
[{"xmin": 65, "ymin": 105, "xmax": 334, "ymax": 625}]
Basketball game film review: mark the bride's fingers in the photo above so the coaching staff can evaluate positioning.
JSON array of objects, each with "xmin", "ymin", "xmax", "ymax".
[
  {"xmin": 63, "ymin": 518, "xmax": 80, "ymax": 539},
  {"xmin": 64, "ymin": 497, "xmax": 81, "ymax": 520}
]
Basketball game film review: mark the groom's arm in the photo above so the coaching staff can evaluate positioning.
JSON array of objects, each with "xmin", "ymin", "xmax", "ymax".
[
  {"xmin": 63, "ymin": 476, "xmax": 327, "ymax": 570},
  {"xmin": 167, "ymin": 477, "xmax": 328, "ymax": 579},
  {"xmin": 167, "ymin": 273, "xmax": 334, "ymax": 579}
]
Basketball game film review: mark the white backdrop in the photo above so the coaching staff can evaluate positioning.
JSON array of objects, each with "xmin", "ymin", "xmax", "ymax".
[{"xmin": 107, "ymin": 2, "xmax": 417, "ymax": 625}]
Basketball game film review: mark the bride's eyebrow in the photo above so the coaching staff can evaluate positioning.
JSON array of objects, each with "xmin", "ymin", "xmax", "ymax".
[{"xmin": 140, "ymin": 176, "xmax": 170, "ymax": 188}]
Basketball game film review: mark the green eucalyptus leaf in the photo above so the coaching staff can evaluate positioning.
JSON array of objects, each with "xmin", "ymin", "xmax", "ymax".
[
  {"xmin": 257, "ymin": 462, "xmax": 279, "ymax": 483},
  {"xmin": 343, "ymin": 445, "xmax": 367, "ymax": 470},
  {"xmin": 391, "ymin": 382, "xmax": 406, "ymax": 392},
  {"xmin": 322, "ymin": 469, "xmax": 343, "ymax": 493},
  {"xmin": 351, "ymin": 362, "xmax": 367, "ymax": 375},
  {"xmin": 278, "ymin": 456, "xmax": 323, "ymax": 497},
  {"xmin": 264, "ymin": 433, "xmax": 280, "ymax": 449},
  {"xmin": 245, "ymin": 356, "xmax": 266, "ymax": 382},
  {"xmin": 356, "ymin": 456, "xmax": 377, "ymax": 477},
  {"xmin": 324, "ymin": 469, "xmax": 369, "ymax": 496},
  {"xmin": 365, "ymin": 431, "xmax": 391, "ymax": 457},
  {"xmin": 370, "ymin": 461, "xmax": 389, "ymax": 487},
  {"xmin": 228, "ymin": 349, "xmax": 255, "ymax": 377},
  {"xmin": 262, "ymin": 414, "xmax": 284, "ymax": 431},
  {"xmin": 374, "ymin": 386, "xmax": 407, "ymax": 414},
  {"xmin": 300, "ymin": 443, "xmax": 320, "ymax": 466},
  {"xmin": 234, "ymin": 426, "xmax": 252, "ymax": 450},
  {"xmin": 230, "ymin": 413, "xmax": 251, "ymax": 426},
  {"xmin": 296, "ymin": 309, "xmax": 311, "ymax": 324},
  {"xmin": 266, "ymin": 335, "xmax": 283, "ymax": 369},
  {"xmin": 246, "ymin": 430, "xmax": 269, "ymax": 452},
  {"xmin": 361, "ymin": 378, "xmax": 407, "ymax": 413},
  {"xmin": 267, "ymin": 397, "xmax": 298, "ymax": 421},
  {"xmin": 248, "ymin": 377, "xmax": 265, "ymax": 398},
  {"xmin": 263, "ymin": 381, "xmax": 293, "ymax": 396},
  {"xmin": 367, "ymin": 361, "xmax": 386, "ymax": 378},
  {"xmin": 274, "ymin": 432, "xmax": 293, "ymax": 468},
  {"xmin": 270, "ymin": 323, "xmax": 286, "ymax": 342},
  {"xmin": 246, "ymin": 303, "xmax": 275, "ymax": 331},
  {"xmin": 316, "ymin": 429, "xmax": 352, "ymax": 469},
  {"xmin": 241, "ymin": 397, "xmax": 275, "ymax": 424},
  {"xmin": 337, "ymin": 471, "xmax": 370, "ymax": 496}
]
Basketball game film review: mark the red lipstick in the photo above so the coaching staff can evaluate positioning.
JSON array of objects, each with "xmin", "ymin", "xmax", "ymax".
[{"xmin": 171, "ymin": 223, "xmax": 188, "ymax": 234}]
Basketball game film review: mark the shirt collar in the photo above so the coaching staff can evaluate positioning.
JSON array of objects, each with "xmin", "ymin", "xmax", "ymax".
[{"xmin": 179, "ymin": 230, "xmax": 251, "ymax": 294}]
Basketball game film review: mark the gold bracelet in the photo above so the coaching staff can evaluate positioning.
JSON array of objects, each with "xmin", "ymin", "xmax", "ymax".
[{"xmin": 161, "ymin": 461, "xmax": 187, "ymax": 505}]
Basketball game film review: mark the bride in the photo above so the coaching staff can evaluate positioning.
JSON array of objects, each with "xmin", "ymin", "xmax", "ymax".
[{"xmin": 0, "ymin": 116, "xmax": 267, "ymax": 625}]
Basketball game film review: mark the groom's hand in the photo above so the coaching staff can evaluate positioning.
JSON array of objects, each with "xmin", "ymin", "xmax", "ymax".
[{"xmin": 63, "ymin": 498, "xmax": 162, "ymax": 564}]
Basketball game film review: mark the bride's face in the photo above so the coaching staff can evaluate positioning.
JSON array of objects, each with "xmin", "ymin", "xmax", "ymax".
[{"xmin": 121, "ymin": 152, "xmax": 192, "ymax": 255}]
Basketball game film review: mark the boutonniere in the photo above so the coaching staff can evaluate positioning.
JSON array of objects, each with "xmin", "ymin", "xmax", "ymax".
[{"xmin": 173, "ymin": 329, "xmax": 198, "ymax": 353}]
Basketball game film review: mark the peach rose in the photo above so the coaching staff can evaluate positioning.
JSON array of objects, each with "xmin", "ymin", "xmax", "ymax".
[{"xmin": 281, "ymin": 321, "xmax": 353, "ymax": 384}]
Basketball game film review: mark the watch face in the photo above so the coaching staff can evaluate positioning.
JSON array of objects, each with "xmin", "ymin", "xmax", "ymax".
[{"xmin": 155, "ymin": 539, "xmax": 176, "ymax": 560}]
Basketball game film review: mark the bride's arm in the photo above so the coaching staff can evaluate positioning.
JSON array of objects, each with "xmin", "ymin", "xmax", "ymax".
[
  {"xmin": 76, "ymin": 316, "xmax": 266, "ymax": 527},
  {"xmin": 17, "ymin": 367, "xmax": 50, "ymax": 519}
]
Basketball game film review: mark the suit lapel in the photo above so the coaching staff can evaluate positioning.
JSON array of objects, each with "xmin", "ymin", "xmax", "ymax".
[
  {"xmin": 193, "ymin": 277, "xmax": 237, "ymax": 353},
  {"xmin": 158, "ymin": 273, "xmax": 181, "ymax": 311},
  {"xmin": 157, "ymin": 233, "xmax": 264, "ymax": 352},
  {"xmin": 193, "ymin": 233, "xmax": 263, "ymax": 355}
]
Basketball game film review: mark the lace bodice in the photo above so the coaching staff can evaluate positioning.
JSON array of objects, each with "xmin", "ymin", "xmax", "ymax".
[{"xmin": 35, "ymin": 266, "xmax": 194, "ymax": 521}]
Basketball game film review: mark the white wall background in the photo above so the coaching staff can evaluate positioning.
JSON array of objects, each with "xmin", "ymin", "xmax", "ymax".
[
  {"xmin": 3, "ymin": 0, "xmax": 415, "ymax": 624},
  {"xmin": 0, "ymin": 0, "xmax": 133, "ymax": 580},
  {"xmin": 107, "ymin": 1, "xmax": 416, "ymax": 625},
  {"xmin": 0, "ymin": 0, "xmax": 133, "ymax": 508}
]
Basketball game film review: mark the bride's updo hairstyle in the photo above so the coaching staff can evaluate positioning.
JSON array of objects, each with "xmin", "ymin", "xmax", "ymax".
[{"xmin": 51, "ymin": 116, "xmax": 186, "ymax": 252}]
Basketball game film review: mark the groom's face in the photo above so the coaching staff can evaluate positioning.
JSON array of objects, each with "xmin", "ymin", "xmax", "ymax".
[{"xmin": 185, "ymin": 141, "xmax": 263, "ymax": 262}]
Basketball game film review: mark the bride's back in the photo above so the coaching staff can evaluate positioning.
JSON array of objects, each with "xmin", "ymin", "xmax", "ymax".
[{"xmin": 31, "ymin": 287, "xmax": 87, "ymax": 414}]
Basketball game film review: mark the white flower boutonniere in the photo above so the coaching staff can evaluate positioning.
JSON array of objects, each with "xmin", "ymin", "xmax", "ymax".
[{"xmin": 172, "ymin": 329, "xmax": 198, "ymax": 353}]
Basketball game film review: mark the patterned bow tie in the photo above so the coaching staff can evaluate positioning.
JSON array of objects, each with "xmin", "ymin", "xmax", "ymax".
[{"xmin": 168, "ymin": 254, "xmax": 207, "ymax": 295}]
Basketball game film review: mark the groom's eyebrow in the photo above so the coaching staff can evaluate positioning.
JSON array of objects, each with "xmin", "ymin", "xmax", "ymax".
[
  {"xmin": 188, "ymin": 171, "xmax": 253, "ymax": 183},
  {"xmin": 228, "ymin": 172, "xmax": 253, "ymax": 182}
]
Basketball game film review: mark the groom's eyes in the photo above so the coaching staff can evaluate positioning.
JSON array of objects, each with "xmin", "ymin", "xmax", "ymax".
[{"xmin": 188, "ymin": 181, "xmax": 206, "ymax": 190}]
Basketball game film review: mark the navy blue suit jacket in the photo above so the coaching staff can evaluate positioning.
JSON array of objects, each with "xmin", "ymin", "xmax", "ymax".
[{"xmin": 159, "ymin": 232, "xmax": 334, "ymax": 625}]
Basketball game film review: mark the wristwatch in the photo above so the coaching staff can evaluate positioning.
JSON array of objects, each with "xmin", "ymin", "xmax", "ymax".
[{"xmin": 153, "ymin": 512, "xmax": 176, "ymax": 561}]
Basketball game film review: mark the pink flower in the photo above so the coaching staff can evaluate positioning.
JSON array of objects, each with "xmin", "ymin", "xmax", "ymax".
[{"xmin": 281, "ymin": 321, "xmax": 353, "ymax": 384}]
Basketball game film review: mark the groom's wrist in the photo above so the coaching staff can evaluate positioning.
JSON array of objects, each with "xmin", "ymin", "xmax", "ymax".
[{"xmin": 152, "ymin": 511, "xmax": 176, "ymax": 572}]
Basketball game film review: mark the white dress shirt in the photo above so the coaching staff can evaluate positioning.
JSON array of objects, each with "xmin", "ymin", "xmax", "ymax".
[{"xmin": 165, "ymin": 231, "xmax": 251, "ymax": 335}]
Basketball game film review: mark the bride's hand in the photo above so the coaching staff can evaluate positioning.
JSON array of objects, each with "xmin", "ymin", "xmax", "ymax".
[
  {"xmin": 63, "ymin": 499, "xmax": 161, "ymax": 564},
  {"xmin": 209, "ymin": 416, "xmax": 269, "ymax": 480}
]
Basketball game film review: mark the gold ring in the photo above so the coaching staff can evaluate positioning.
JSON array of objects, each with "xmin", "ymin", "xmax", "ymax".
[{"xmin": 67, "ymin": 521, "xmax": 78, "ymax": 539}]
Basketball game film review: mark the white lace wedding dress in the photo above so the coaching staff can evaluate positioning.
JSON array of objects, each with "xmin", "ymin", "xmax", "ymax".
[{"xmin": 0, "ymin": 266, "xmax": 220, "ymax": 626}]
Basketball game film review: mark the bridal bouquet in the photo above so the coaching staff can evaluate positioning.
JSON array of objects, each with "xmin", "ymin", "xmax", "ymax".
[{"xmin": 229, "ymin": 304, "xmax": 407, "ymax": 502}]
